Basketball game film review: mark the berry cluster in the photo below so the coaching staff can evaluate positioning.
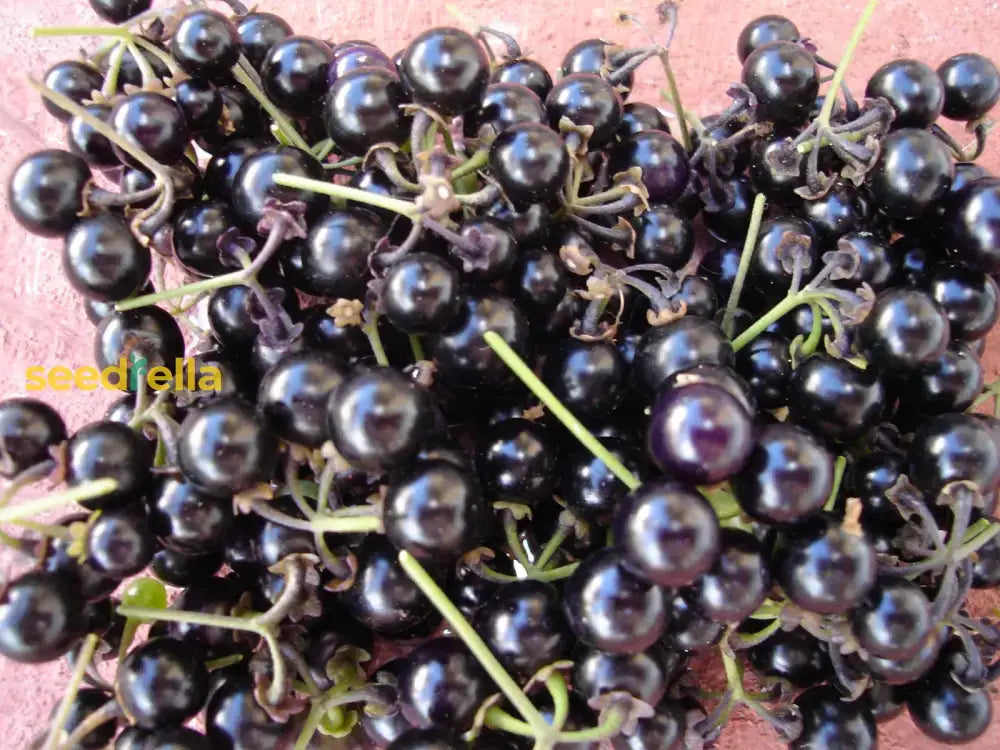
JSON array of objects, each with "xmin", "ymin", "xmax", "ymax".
[{"xmin": 2, "ymin": 0, "xmax": 1000, "ymax": 748}]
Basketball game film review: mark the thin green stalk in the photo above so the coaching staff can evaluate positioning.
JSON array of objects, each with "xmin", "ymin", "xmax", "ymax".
[
  {"xmin": 702, "ymin": 485, "xmax": 742, "ymax": 520},
  {"xmin": 309, "ymin": 515, "xmax": 382, "ymax": 534},
  {"xmin": 231, "ymin": 64, "xmax": 310, "ymax": 152},
  {"xmin": 815, "ymin": 0, "xmax": 881, "ymax": 128},
  {"xmin": 731, "ymin": 290, "xmax": 841, "ymax": 352},
  {"xmin": 362, "ymin": 317, "xmax": 390, "ymax": 367},
  {"xmin": 206, "ymin": 653, "xmax": 245, "ymax": 671},
  {"xmin": 452, "ymin": 149, "xmax": 488, "ymax": 180},
  {"xmin": 116, "ymin": 268, "xmax": 244, "ymax": 311},
  {"xmin": 272, "ymin": 173, "xmax": 421, "ymax": 217},
  {"xmin": 547, "ymin": 673, "xmax": 570, "ymax": 730},
  {"xmin": 955, "ymin": 523, "xmax": 1000, "ymax": 559},
  {"xmin": 482, "ymin": 331, "xmax": 641, "ymax": 491},
  {"xmin": 531, "ymin": 524, "xmax": 571, "ymax": 572},
  {"xmin": 557, "ymin": 706, "xmax": 626, "ymax": 742},
  {"xmin": 801, "ymin": 302, "xmax": 824, "ymax": 356},
  {"xmin": 117, "ymin": 606, "xmax": 286, "ymax": 705},
  {"xmin": 659, "ymin": 50, "xmax": 691, "ymax": 152},
  {"xmin": 42, "ymin": 634, "xmax": 99, "ymax": 750},
  {"xmin": 721, "ymin": 193, "xmax": 767, "ymax": 338},
  {"xmin": 0, "ymin": 479, "xmax": 117, "ymax": 523},
  {"xmin": 484, "ymin": 707, "xmax": 538, "ymax": 738},
  {"xmin": 409, "ymin": 334, "xmax": 425, "ymax": 362},
  {"xmin": 398, "ymin": 551, "xmax": 553, "ymax": 739},
  {"xmin": 823, "ymin": 456, "xmax": 847, "ymax": 511},
  {"xmin": 101, "ymin": 42, "xmax": 125, "ymax": 97},
  {"xmin": 504, "ymin": 512, "xmax": 532, "ymax": 569}
]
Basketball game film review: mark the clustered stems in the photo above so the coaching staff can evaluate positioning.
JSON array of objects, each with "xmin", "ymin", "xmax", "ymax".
[
  {"xmin": 42, "ymin": 634, "xmax": 99, "ymax": 750},
  {"xmin": 814, "ymin": 0, "xmax": 881, "ymax": 129}
]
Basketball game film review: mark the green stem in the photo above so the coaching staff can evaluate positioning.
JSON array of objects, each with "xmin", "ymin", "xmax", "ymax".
[
  {"xmin": 531, "ymin": 524, "xmax": 571, "ymax": 572},
  {"xmin": 312, "ymin": 139, "xmax": 335, "ymax": 161},
  {"xmin": 816, "ymin": 0, "xmax": 881, "ymax": 127},
  {"xmin": 398, "ymin": 551, "xmax": 553, "ymax": 739},
  {"xmin": 547, "ymin": 673, "xmax": 570, "ymax": 731},
  {"xmin": 362, "ymin": 316, "xmax": 390, "ymax": 367},
  {"xmin": 557, "ymin": 706, "xmax": 626, "ymax": 742},
  {"xmin": 484, "ymin": 707, "xmax": 538, "ymax": 738},
  {"xmin": 702, "ymin": 485, "xmax": 742, "ymax": 520},
  {"xmin": 42, "ymin": 633, "xmax": 99, "ymax": 750},
  {"xmin": 205, "ymin": 653, "xmax": 245, "ymax": 671},
  {"xmin": 720, "ymin": 642, "xmax": 745, "ymax": 702},
  {"xmin": 101, "ymin": 42, "xmax": 125, "ymax": 97},
  {"xmin": 732, "ymin": 618, "xmax": 782, "ymax": 649},
  {"xmin": 731, "ymin": 290, "xmax": 840, "ymax": 352},
  {"xmin": 483, "ymin": 331, "xmax": 641, "ymax": 491},
  {"xmin": 409, "ymin": 334, "xmax": 425, "ymax": 362},
  {"xmin": 504, "ymin": 512, "xmax": 532, "ymax": 569},
  {"xmin": 572, "ymin": 186, "xmax": 628, "ymax": 207},
  {"xmin": 116, "ymin": 267, "xmax": 245, "ymax": 311},
  {"xmin": 955, "ymin": 523, "xmax": 1000, "ymax": 559},
  {"xmin": 801, "ymin": 302, "xmax": 824, "ymax": 356},
  {"xmin": 452, "ymin": 149, "xmax": 488, "ymax": 180},
  {"xmin": 231, "ymin": 64, "xmax": 310, "ymax": 152},
  {"xmin": 117, "ymin": 606, "xmax": 286, "ymax": 705},
  {"xmin": 125, "ymin": 40, "xmax": 157, "ymax": 86},
  {"xmin": 0, "ymin": 479, "xmax": 117, "ymax": 523},
  {"xmin": 659, "ymin": 50, "xmax": 691, "ymax": 152},
  {"xmin": 721, "ymin": 193, "xmax": 767, "ymax": 338},
  {"xmin": 823, "ymin": 456, "xmax": 847, "ymax": 512},
  {"xmin": 309, "ymin": 515, "xmax": 382, "ymax": 534},
  {"xmin": 272, "ymin": 173, "xmax": 421, "ymax": 218}
]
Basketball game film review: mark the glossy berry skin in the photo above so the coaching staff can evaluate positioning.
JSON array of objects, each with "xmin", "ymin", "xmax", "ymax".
[
  {"xmin": 611, "ymin": 130, "xmax": 690, "ymax": 203},
  {"xmin": 341, "ymin": 535, "xmax": 435, "ymax": 636},
  {"xmin": 398, "ymin": 27, "xmax": 489, "ymax": 116},
  {"xmin": 573, "ymin": 645, "xmax": 672, "ymax": 707},
  {"xmin": 908, "ymin": 413, "xmax": 1000, "ymax": 497},
  {"xmin": 742, "ymin": 42, "xmax": 818, "ymax": 124},
  {"xmin": 173, "ymin": 200, "xmax": 233, "ymax": 277},
  {"xmin": 88, "ymin": 0, "xmax": 150, "ymax": 23},
  {"xmin": 327, "ymin": 367, "xmax": 434, "ymax": 472},
  {"xmin": 171, "ymin": 10, "xmax": 241, "ymax": 80},
  {"xmin": 8, "ymin": 150, "xmax": 91, "ymax": 237},
  {"xmin": 611, "ymin": 701, "xmax": 686, "ymax": 750},
  {"xmin": 647, "ymin": 381, "xmax": 753, "ymax": 485},
  {"xmin": 63, "ymin": 214, "xmax": 150, "ymax": 302},
  {"xmin": 384, "ymin": 460, "xmax": 483, "ymax": 563},
  {"xmin": 492, "ymin": 58, "xmax": 553, "ymax": 100},
  {"xmin": 111, "ymin": 93, "xmax": 190, "ymax": 167},
  {"xmin": 231, "ymin": 146, "xmax": 328, "ymax": 230},
  {"xmin": 261, "ymin": 35, "xmax": 332, "ymax": 114},
  {"xmin": 835, "ymin": 231, "xmax": 897, "ymax": 292},
  {"xmin": 673, "ymin": 275, "xmax": 719, "ymax": 319},
  {"xmin": 399, "ymin": 638, "xmax": 491, "ymax": 731},
  {"xmin": 859, "ymin": 288, "xmax": 950, "ymax": 370},
  {"xmin": 747, "ymin": 216, "xmax": 819, "ymax": 301},
  {"xmin": 865, "ymin": 59, "xmax": 945, "ymax": 128},
  {"xmin": 117, "ymin": 637, "xmax": 208, "ymax": 730},
  {"xmin": 207, "ymin": 280, "xmax": 298, "ymax": 353},
  {"xmin": 937, "ymin": 53, "xmax": 1000, "ymax": 121},
  {"xmin": 66, "ymin": 421, "xmax": 151, "ymax": 508},
  {"xmin": 777, "ymin": 517, "xmax": 877, "ymax": 615},
  {"xmin": 906, "ymin": 677, "xmax": 992, "ymax": 744},
  {"xmin": 205, "ymin": 670, "xmax": 287, "ymax": 749},
  {"xmin": 618, "ymin": 101, "xmax": 671, "ymax": 139},
  {"xmin": 383, "ymin": 253, "xmax": 460, "ymax": 334},
  {"xmin": 477, "ymin": 418, "xmax": 557, "ymax": 504},
  {"xmin": 615, "ymin": 479, "xmax": 719, "ymax": 588},
  {"xmin": 634, "ymin": 317, "xmax": 734, "ymax": 396},
  {"xmin": 236, "ymin": 12, "xmax": 293, "ymax": 71},
  {"xmin": 388, "ymin": 729, "xmax": 465, "ymax": 750},
  {"xmin": 737, "ymin": 15, "xmax": 800, "ymax": 62},
  {"xmin": 899, "ymin": 343, "xmax": 983, "ymax": 416},
  {"xmin": 735, "ymin": 333, "xmax": 791, "ymax": 409},
  {"xmin": 55, "ymin": 688, "xmax": 118, "ymax": 749},
  {"xmin": 853, "ymin": 579, "xmax": 932, "ymax": 660},
  {"xmin": 945, "ymin": 178, "xmax": 1000, "ymax": 273},
  {"xmin": 560, "ymin": 38, "xmax": 633, "ymax": 92},
  {"xmin": 788, "ymin": 355, "xmax": 886, "ymax": 442},
  {"xmin": 868, "ymin": 627, "xmax": 947, "ymax": 685},
  {"xmin": 286, "ymin": 207, "xmax": 383, "ymax": 297},
  {"xmin": 543, "ymin": 340, "xmax": 627, "ymax": 422},
  {"xmin": 329, "ymin": 42, "xmax": 395, "ymax": 82},
  {"xmin": 748, "ymin": 628, "xmax": 830, "ymax": 688},
  {"xmin": 447, "ymin": 216, "xmax": 517, "ymax": 281},
  {"xmin": 324, "ymin": 66, "xmax": 410, "ymax": 156},
  {"xmin": 689, "ymin": 529, "xmax": 770, "ymax": 623},
  {"xmin": 561, "ymin": 438, "xmax": 646, "ymax": 524},
  {"xmin": 546, "ymin": 73, "xmax": 624, "ymax": 147},
  {"xmin": 660, "ymin": 590, "xmax": 724, "ymax": 652},
  {"xmin": 466, "ymin": 81, "xmax": 546, "ymax": 136},
  {"xmin": 427, "ymin": 291, "xmax": 531, "ymax": 389},
  {"xmin": 733, "ymin": 423, "xmax": 833, "ymax": 525},
  {"xmin": 42, "ymin": 60, "xmax": 104, "ymax": 121},
  {"xmin": 258, "ymin": 350, "xmax": 344, "ymax": 447},
  {"xmin": 564, "ymin": 548, "xmax": 667, "ymax": 654},
  {"xmin": 86, "ymin": 506, "xmax": 155, "ymax": 579},
  {"xmin": 791, "ymin": 685, "xmax": 877, "ymax": 750},
  {"xmin": 474, "ymin": 580, "xmax": 570, "ymax": 680},
  {"xmin": 631, "ymin": 204, "xmax": 693, "ymax": 268},
  {"xmin": 67, "ymin": 103, "xmax": 118, "ymax": 169},
  {"xmin": 174, "ymin": 78, "xmax": 223, "ymax": 134},
  {"xmin": 148, "ymin": 477, "xmax": 233, "ymax": 553},
  {"xmin": 868, "ymin": 128, "xmax": 953, "ymax": 219},
  {"xmin": 178, "ymin": 397, "xmax": 278, "ymax": 496},
  {"xmin": 489, "ymin": 122, "xmax": 569, "ymax": 207},
  {"xmin": 0, "ymin": 570, "xmax": 84, "ymax": 663},
  {"xmin": 0, "ymin": 398, "xmax": 66, "ymax": 478},
  {"xmin": 94, "ymin": 305, "xmax": 185, "ymax": 388},
  {"xmin": 925, "ymin": 262, "xmax": 999, "ymax": 340},
  {"xmin": 797, "ymin": 180, "xmax": 870, "ymax": 246}
]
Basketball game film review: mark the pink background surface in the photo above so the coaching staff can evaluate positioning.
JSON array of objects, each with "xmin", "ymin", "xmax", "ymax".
[{"xmin": 1, "ymin": 0, "xmax": 999, "ymax": 747}]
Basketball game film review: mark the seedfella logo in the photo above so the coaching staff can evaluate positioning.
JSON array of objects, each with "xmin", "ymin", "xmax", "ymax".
[{"xmin": 26, "ymin": 356, "xmax": 223, "ymax": 392}]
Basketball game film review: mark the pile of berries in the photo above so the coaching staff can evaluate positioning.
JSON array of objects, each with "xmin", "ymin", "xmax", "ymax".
[{"xmin": 4, "ymin": 0, "xmax": 1000, "ymax": 747}]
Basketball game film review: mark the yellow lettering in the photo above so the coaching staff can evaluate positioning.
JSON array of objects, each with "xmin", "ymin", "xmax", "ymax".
[
  {"xmin": 199, "ymin": 366, "xmax": 223, "ymax": 392},
  {"xmin": 148, "ymin": 367, "xmax": 171, "ymax": 391},
  {"xmin": 48, "ymin": 366, "xmax": 73, "ymax": 391},
  {"xmin": 25, "ymin": 367, "xmax": 46, "ymax": 391},
  {"xmin": 75, "ymin": 366, "xmax": 99, "ymax": 390},
  {"xmin": 101, "ymin": 358, "xmax": 128, "ymax": 390}
]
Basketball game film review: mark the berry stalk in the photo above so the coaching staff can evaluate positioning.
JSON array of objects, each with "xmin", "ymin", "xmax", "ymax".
[
  {"xmin": 815, "ymin": 0, "xmax": 880, "ymax": 128},
  {"xmin": 41, "ymin": 633, "xmax": 99, "ymax": 750},
  {"xmin": 721, "ymin": 193, "xmax": 767, "ymax": 337},
  {"xmin": 272, "ymin": 173, "xmax": 422, "ymax": 218},
  {"xmin": 0, "ymin": 479, "xmax": 117, "ymax": 524}
]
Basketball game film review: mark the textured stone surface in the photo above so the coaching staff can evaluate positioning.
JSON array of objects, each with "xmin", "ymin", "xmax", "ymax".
[{"xmin": 0, "ymin": 0, "xmax": 998, "ymax": 748}]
